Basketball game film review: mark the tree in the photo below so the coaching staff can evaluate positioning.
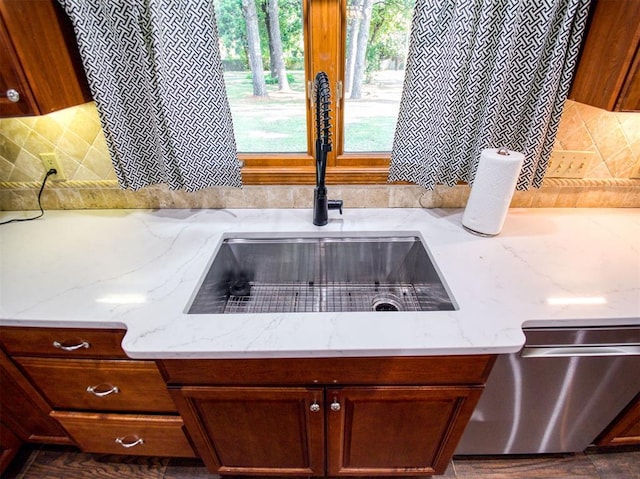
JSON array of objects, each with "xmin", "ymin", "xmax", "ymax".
[
  {"xmin": 264, "ymin": 0, "xmax": 290, "ymax": 91},
  {"xmin": 241, "ymin": 0, "xmax": 268, "ymax": 96},
  {"xmin": 350, "ymin": 0, "xmax": 373, "ymax": 99},
  {"xmin": 344, "ymin": 0, "xmax": 363, "ymax": 93}
]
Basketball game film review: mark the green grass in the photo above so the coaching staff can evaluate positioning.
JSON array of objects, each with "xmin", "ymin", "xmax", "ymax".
[{"xmin": 224, "ymin": 70, "xmax": 398, "ymax": 153}]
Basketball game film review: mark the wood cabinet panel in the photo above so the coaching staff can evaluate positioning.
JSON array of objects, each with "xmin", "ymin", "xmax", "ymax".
[
  {"xmin": 569, "ymin": 0, "xmax": 640, "ymax": 111},
  {"xmin": 51, "ymin": 411, "xmax": 196, "ymax": 458},
  {"xmin": 326, "ymin": 386, "xmax": 482, "ymax": 476},
  {"xmin": 159, "ymin": 355, "xmax": 495, "ymax": 386},
  {"xmin": 0, "ymin": 348, "xmax": 70, "ymax": 444},
  {"xmin": 0, "ymin": 17, "xmax": 36, "ymax": 116},
  {"xmin": 0, "ymin": 327, "xmax": 128, "ymax": 359},
  {"xmin": 15, "ymin": 357, "xmax": 177, "ymax": 413},
  {"xmin": 597, "ymin": 393, "xmax": 640, "ymax": 446},
  {"xmin": 0, "ymin": 421, "xmax": 22, "ymax": 474},
  {"xmin": 0, "ymin": 0, "xmax": 91, "ymax": 116},
  {"xmin": 171, "ymin": 386, "xmax": 325, "ymax": 476}
]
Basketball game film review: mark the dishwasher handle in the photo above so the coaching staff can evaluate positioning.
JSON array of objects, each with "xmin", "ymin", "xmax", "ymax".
[{"xmin": 521, "ymin": 345, "xmax": 640, "ymax": 358}]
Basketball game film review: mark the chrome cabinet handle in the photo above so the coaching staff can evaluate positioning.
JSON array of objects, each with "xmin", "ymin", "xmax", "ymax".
[
  {"xmin": 330, "ymin": 399, "xmax": 341, "ymax": 412},
  {"xmin": 53, "ymin": 340, "xmax": 90, "ymax": 351},
  {"xmin": 310, "ymin": 401, "xmax": 320, "ymax": 413},
  {"xmin": 86, "ymin": 384, "xmax": 120, "ymax": 397},
  {"xmin": 6, "ymin": 89, "xmax": 20, "ymax": 103},
  {"xmin": 115, "ymin": 436, "xmax": 144, "ymax": 448}
]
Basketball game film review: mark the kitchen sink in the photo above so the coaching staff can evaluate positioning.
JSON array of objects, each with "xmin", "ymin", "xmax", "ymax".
[{"xmin": 186, "ymin": 233, "xmax": 456, "ymax": 314}]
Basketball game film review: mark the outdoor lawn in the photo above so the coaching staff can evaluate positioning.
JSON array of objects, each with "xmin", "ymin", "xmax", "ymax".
[{"xmin": 224, "ymin": 70, "xmax": 404, "ymax": 153}]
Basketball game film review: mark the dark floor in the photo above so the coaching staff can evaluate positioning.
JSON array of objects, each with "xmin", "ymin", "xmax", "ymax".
[{"xmin": 2, "ymin": 445, "xmax": 639, "ymax": 479}]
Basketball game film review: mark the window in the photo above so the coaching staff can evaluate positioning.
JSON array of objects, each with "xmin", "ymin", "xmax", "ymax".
[{"xmin": 213, "ymin": 0, "xmax": 414, "ymax": 184}]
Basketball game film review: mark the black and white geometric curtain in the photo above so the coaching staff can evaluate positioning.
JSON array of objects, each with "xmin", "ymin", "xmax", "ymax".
[
  {"xmin": 58, "ymin": 0, "xmax": 242, "ymax": 191},
  {"xmin": 389, "ymin": 0, "xmax": 590, "ymax": 190}
]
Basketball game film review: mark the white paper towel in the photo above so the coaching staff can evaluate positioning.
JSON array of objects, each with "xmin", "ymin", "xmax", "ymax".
[{"xmin": 462, "ymin": 148, "xmax": 525, "ymax": 236}]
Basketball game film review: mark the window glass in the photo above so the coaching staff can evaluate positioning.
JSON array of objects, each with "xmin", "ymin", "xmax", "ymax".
[
  {"xmin": 343, "ymin": 0, "xmax": 414, "ymax": 152},
  {"xmin": 214, "ymin": 0, "xmax": 306, "ymax": 153}
]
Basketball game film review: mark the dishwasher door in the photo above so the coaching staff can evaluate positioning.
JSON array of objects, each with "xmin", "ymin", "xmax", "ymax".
[{"xmin": 455, "ymin": 326, "xmax": 640, "ymax": 455}]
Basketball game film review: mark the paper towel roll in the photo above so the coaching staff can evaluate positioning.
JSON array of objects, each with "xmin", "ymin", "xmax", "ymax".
[{"xmin": 462, "ymin": 148, "xmax": 525, "ymax": 236}]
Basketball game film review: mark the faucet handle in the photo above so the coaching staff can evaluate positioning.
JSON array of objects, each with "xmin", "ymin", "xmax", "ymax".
[{"xmin": 328, "ymin": 199, "xmax": 343, "ymax": 215}]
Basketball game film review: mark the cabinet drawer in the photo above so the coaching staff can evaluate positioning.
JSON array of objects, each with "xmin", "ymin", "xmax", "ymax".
[
  {"xmin": 16, "ymin": 358, "xmax": 176, "ymax": 413},
  {"xmin": 0, "ymin": 327, "xmax": 128, "ymax": 359},
  {"xmin": 159, "ymin": 355, "xmax": 496, "ymax": 386},
  {"xmin": 51, "ymin": 411, "xmax": 196, "ymax": 458}
]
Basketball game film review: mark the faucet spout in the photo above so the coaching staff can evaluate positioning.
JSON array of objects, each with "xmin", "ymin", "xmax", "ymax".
[{"xmin": 312, "ymin": 72, "xmax": 342, "ymax": 226}]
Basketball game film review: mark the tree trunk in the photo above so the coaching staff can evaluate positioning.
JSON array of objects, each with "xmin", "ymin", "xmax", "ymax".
[
  {"xmin": 350, "ymin": 0, "xmax": 373, "ymax": 100},
  {"xmin": 344, "ymin": 0, "xmax": 363, "ymax": 93},
  {"xmin": 242, "ymin": 0, "xmax": 268, "ymax": 97},
  {"xmin": 261, "ymin": 1, "xmax": 277, "ymax": 78},
  {"xmin": 267, "ymin": 0, "xmax": 290, "ymax": 91}
]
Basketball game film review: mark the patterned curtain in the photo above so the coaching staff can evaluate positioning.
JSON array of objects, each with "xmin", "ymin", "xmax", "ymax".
[
  {"xmin": 389, "ymin": 0, "xmax": 590, "ymax": 190},
  {"xmin": 58, "ymin": 0, "xmax": 241, "ymax": 191}
]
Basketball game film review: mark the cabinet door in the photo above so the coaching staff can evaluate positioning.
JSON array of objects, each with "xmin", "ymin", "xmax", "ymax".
[
  {"xmin": 172, "ymin": 386, "xmax": 325, "ymax": 476},
  {"xmin": 0, "ymin": 0, "xmax": 90, "ymax": 117},
  {"xmin": 597, "ymin": 393, "xmax": 640, "ymax": 446},
  {"xmin": 0, "ymin": 17, "xmax": 37, "ymax": 116},
  {"xmin": 326, "ymin": 386, "xmax": 482, "ymax": 476}
]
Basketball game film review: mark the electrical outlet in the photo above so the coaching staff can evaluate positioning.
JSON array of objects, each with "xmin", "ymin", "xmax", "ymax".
[
  {"xmin": 546, "ymin": 150, "xmax": 596, "ymax": 179},
  {"xmin": 630, "ymin": 160, "xmax": 640, "ymax": 179},
  {"xmin": 39, "ymin": 152, "xmax": 65, "ymax": 181}
]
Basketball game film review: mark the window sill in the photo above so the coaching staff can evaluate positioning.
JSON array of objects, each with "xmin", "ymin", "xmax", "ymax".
[{"xmin": 241, "ymin": 166, "xmax": 391, "ymax": 185}]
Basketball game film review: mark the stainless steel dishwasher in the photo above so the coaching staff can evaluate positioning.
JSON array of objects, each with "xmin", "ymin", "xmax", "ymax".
[{"xmin": 456, "ymin": 325, "xmax": 640, "ymax": 454}]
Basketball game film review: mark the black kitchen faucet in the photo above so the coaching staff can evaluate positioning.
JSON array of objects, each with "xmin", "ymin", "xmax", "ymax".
[{"xmin": 312, "ymin": 72, "xmax": 343, "ymax": 226}]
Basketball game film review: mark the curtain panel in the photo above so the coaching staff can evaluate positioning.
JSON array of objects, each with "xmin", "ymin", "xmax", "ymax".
[
  {"xmin": 59, "ymin": 0, "xmax": 242, "ymax": 191},
  {"xmin": 389, "ymin": 0, "xmax": 590, "ymax": 190}
]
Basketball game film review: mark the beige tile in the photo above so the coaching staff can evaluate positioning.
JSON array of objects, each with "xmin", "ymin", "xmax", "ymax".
[
  {"xmin": 594, "ymin": 124, "xmax": 629, "ymax": 161},
  {"xmin": 510, "ymin": 189, "xmax": 534, "ymax": 207},
  {"xmin": 0, "ymin": 118, "xmax": 32, "ymax": 145},
  {"xmin": 53, "ymin": 151, "xmax": 82, "ymax": 180},
  {"xmin": 10, "ymin": 150, "xmax": 43, "ymax": 182},
  {"xmin": 604, "ymin": 146, "xmax": 635, "ymax": 178},
  {"xmin": 576, "ymin": 101, "xmax": 609, "ymax": 127},
  {"xmin": 389, "ymin": 185, "xmax": 424, "ymax": 207},
  {"xmin": 554, "ymin": 187, "xmax": 581, "ymax": 207},
  {"xmin": 363, "ymin": 186, "xmax": 391, "ymax": 207},
  {"xmin": 72, "ymin": 164, "xmax": 101, "ymax": 181},
  {"xmin": 558, "ymin": 123, "xmax": 594, "ymax": 151},
  {"xmin": 68, "ymin": 111, "xmax": 102, "ymax": 146},
  {"xmin": 0, "ymin": 156, "xmax": 14, "ymax": 181},
  {"xmin": 531, "ymin": 187, "xmax": 560, "ymax": 207},
  {"xmin": 81, "ymin": 146, "xmax": 113, "ymax": 180},
  {"xmin": 24, "ymin": 130, "xmax": 56, "ymax": 158},
  {"xmin": 33, "ymin": 115, "xmax": 64, "ymax": 145},
  {"xmin": 56, "ymin": 129, "xmax": 91, "ymax": 162},
  {"xmin": 621, "ymin": 186, "xmax": 640, "ymax": 207},
  {"xmin": 0, "ymin": 134, "xmax": 21, "ymax": 164}
]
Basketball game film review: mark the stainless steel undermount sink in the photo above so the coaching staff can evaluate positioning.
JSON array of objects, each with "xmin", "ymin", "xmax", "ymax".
[{"xmin": 186, "ymin": 232, "xmax": 456, "ymax": 314}]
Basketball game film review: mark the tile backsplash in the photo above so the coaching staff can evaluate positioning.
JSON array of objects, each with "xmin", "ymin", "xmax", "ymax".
[{"xmin": 1, "ymin": 100, "xmax": 639, "ymax": 210}]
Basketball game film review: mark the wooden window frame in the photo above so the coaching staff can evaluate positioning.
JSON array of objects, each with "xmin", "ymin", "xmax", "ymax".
[{"xmin": 240, "ymin": 0, "xmax": 392, "ymax": 185}]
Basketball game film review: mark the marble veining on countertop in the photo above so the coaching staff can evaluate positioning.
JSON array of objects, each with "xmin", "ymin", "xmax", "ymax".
[{"xmin": 0, "ymin": 208, "xmax": 638, "ymax": 358}]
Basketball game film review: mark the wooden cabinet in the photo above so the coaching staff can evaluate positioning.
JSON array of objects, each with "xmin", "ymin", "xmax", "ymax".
[
  {"xmin": 0, "ymin": 347, "xmax": 70, "ymax": 445},
  {"xmin": 161, "ymin": 355, "xmax": 494, "ymax": 477},
  {"xmin": 0, "ymin": 421, "xmax": 22, "ymax": 475},
  {"xmin": 596, "ymin": 393, "xmax": 640, "ymax": 446},
  {"xmin": 569, "ymin": 0, "xmax": 640, "ymax": 111},
  {"xmin": 0, "ymin": 0, "xmax": 91, "ymax": 117},
  {"xmin": 0, "ymin": 326, "xmax": 196, "ymax": 458}
]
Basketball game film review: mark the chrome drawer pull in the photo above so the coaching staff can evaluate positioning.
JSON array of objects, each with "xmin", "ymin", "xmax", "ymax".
[
  {"xmin": 86, "ymin": 384, "xmax": 120, "ymax": 397},
  {"xmin": 53, "ymin": 340, "xmax": 90, "ymax": 351},
  {"xmin": 115, "ymin": 436, "xmax": 144, "ymax": 448},
  {"xmin": 330, "ymin": 398, "xmax": 341, "ymax": 412}
]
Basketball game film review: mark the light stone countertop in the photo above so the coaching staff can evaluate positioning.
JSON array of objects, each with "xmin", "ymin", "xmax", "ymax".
[{"xmin": 0, "ymin": 207, "xmax": 638, "ymax": 358}]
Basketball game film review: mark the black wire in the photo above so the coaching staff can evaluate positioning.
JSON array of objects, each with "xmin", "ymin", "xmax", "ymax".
[{"xmin": 0, "ymin": 169, "xmax": 57, "ymax": 226}]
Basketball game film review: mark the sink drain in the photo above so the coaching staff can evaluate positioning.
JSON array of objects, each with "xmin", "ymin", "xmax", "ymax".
[{"xmin": 372, "ymin": 295, "xmax": 403, "ymax": 312}]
